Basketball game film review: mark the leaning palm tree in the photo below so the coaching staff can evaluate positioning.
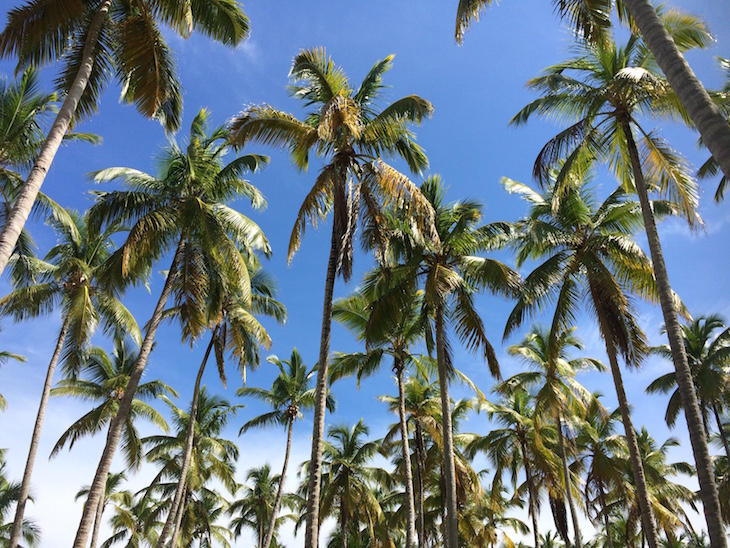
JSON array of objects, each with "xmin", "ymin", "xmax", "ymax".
[
  {"xmin": 509, "ymin": 18, "xmax": 727, "ymax": 545},
  {"xmin": 75, "ymin": 108, "xmax": 269, "ymax": 548},
  {"xmin": 453, "ymin": 0, "xmax": 730, "ymax": 184},
  {"xmin": 371, "ymin": 176, "xmax": 519, "ymax": 547},
  {"xmin": 0, "ymin": 210, "xmax": 140, "ymax": 548},
  {"xmin": 499, "ymin": 326, "xmax": 605, "ymax": 548},
  {"xmin": 238, "ymin": 348, "xmax": 330, "ymax": 548},
  {"xmin": 229, "ymin": 47, "xmax": 434, "ymax": 548},
  {"xmin": 0, "ymin": 0, "xmax": 251, "ymax": 278},
  {"xmin": 503, "ymin": 172, "xmax": 667, "ymax": 548},
  {"xmin": 75, "ymin": 472, "xmax": 129, "ymax": 548},
  {"xmin": 647, "ymin": 315, "xmax": 730, "ymax": 460}
]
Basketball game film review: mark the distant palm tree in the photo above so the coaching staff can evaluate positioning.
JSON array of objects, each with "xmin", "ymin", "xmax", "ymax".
[
  {"xmin": 229, "ymin": 49, "xmax": 434, "ymax": 548},
  {"xmin": 647, "ymin": 315, "xmax": 730, "ymax": 460},
  {"xmin": 238, "ymin": 348, "xmax": 328, "ymax": 548},
  {"xmin": 0, "ymin": 210, "xmax": 139, "ymax": 548},
  {"xmin": 79, "ymin": 108, "xmax": 269, "ymax": 546},
  {"xmin": 0, "ymin": 0, "xmax": 251, "ymax": 279},
  {"xmin": 0, "ymin": 449, "xmax": 40, "ymax": 547}
]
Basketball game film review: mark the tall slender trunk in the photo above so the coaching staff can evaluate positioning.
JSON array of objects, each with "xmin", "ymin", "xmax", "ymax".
[
  {"xmin": 712, "ymin": 403, "xmax": 730, "ymax": 461},
  {"xmin": 435, "ymin": 303, "xmax": 458, "ymax": 548},
  {"xmin": 304, "ymin": 228, "xmax": 339, "ymax": 548},
  {"xmin": 592, "ymin": 299, "xmax": 659, "ymax": 548},
  {"xmin": 90, "ymin": 497, "xmax": 104, "ymax": 548},
  {"xmin": 556, "ymin": 413, "xmax": 582, "ymax": 548},
  {"xmin": 414, "ymin": 423, "xmax": 426, "ymax": 548},
  {"xmin": 261, "ymin": 415, "xmax": 294, "ymax": 548},
  {"xmin": 519, "ymin": 437, "xmax": 540, "ymax": 548},
  {"xmin": 158, "ymin": 330, "xmax": 217, "ymax": 548},
  {"xmin": 622, "ymin": 121, "xmax": 726, "ymax": 548},
  {"xmin": 396, "ymin": 363, "xmax": 418, "ymax": 548},
  {"xmin": 340, "ymin": 494, "xmax": 349, "ymax": 548},
  {"xmin": 623, "ymin": 0, "xmax": 730, "ymax": 182},
  {"xmin": 8, "ymin": 318, "xmax": 70, "ymax": 548},
  {"xmin": 171, "ymin": 486, "xmax": 189, "ymax": 548},
  {"xmin": 598, "ymin": 485, "xmax": 614, "ymax": 548},
  {"xmin": 0, "ymin": 0, "xmax": 112, "ymax": 278},
  {"xmin": 73, "ymin": 241, "xmax": 184, "ymax": 548}
]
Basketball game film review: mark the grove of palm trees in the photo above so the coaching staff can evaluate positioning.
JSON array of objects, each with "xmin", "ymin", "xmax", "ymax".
[{"xmin": 0, "ymin": 1, "xmax": 728, "ymax": 547}]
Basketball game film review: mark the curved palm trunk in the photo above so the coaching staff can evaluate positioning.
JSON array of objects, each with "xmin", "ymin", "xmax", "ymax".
[
  {"xmin": 304, "ymin": 228, "xmax": 339, "ymax": 548},
  {"xmin": 623, "ymin": 0, "xmax": 730, "ymax": 182},
  {"xmin": 0, "ymin": 0, "xmax": 112, "ymax": 278},
  {"xmin": 593, "ymin": 302, "xmax": 659, "ymax": 548},
  {"xmin": 434, "ymin": 303, "xmax": 459, "ymax": 548},
  {"xmin": 261, "ymin": 415, "xmax": 294, "ymax": 548},
  {"xmin": 396, "ymin": 363, "xmax": 418, "ymax": 548},
  {"xmin": 598, "ymin": 485, "xmax": 614, "ymax": 548},
  {"xmin": 622, "ymin": 121, "xmax": 726, "ymax": 548},
  {"xmin": 90, "ymin": 497, "xmax": 104, "ymax": 548},
  {"xmin": 158, "ymin": 330, "xmax": 217, "ymax": 548},
  {"xmin": 556, "ymin": 413, "xmax": 582, "ymax": 548},
  {"xmin": 519, "ymin": 437, "xmax": 540, "ymax": 548},
  {"xmin": 414, "ymin": 423, "xmax": 426, "ymax": 548},
  {"xmin": 712, "ymin": 403, "xmax": 730, "ymax": 461},
  {"xmin": 8, "ymin": 318, "xmax": 70, "ymax": 548},
  {"xmin": 73, "ymin": 241, "xmax": 184, "ymax": 548}
]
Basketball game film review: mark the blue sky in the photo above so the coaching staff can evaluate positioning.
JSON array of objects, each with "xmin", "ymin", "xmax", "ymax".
[{"xmin": 1, "ymin": 1, "xmax": 729, "ymax": 546}]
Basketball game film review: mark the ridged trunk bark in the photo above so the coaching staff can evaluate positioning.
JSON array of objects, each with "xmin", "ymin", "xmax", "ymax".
[
  {"xmin": 73, "ymin": 241, "xmax": 184, "ymax": 548},
  {"xmin": 8, "ymin": 318, "xmax": 70, "ymax": 548},
  {"xmin": 0, "ymin": 0, "xmax": 112, "ymax": 278},
  {"xmin": 414, "ymin": 423, "xmax": 426, "ymax": 548},
  {"xmin": 556, "ymin": 413, "xmax": 582, "ymax": 548},
  {"xmin": 592, "ymin": 307, "xmax": 659, "ymax": 548},
  {"xmin": 304, "ymin": 228, "xmax": 339, "ymax": 548},
  {"xmin": 261, "ymin": 414, "xmax": 294, "ymax": 548},
  {"xmin": 435, "ymin": 303, "xmax": 459, "ymax": 548},
  {"xmin": 622, "ymin": 120, "xmax": 726, "ymax": 548},
  {"xmin": 519, "ymin": 437, "xmax": 540, "ymax": 548},
  {"xmin": 158, "ymin": 330, "xmax": 217, "ymax": 548},
  {"xmin": 396, "ymin": 363, "xmax": 418, "ymax": 548},
  {"xmin": 624, "ymin": 0, "xmax": 730, "ymax": 182},
  {"xmin": 90, "ymin": 496, "xmax": 104, "ymax": 548}
]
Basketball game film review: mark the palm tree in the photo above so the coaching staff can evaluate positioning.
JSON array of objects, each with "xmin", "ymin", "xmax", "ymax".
[
  {"xmin": 0, "ymin": 210, "xmax": 140, "ymax": 548},
  {"xmin": 0, "ymin": 449, "xmax": 40, "ymax": 547},
  {"xmin": 500, "ymin": 326, "xmax": 604, "ymax": 548},
  {"xmin": 50, "ymin": 336, "xmax": 176, "ymax": 470},
  {"xmin": 100, "ymin": 490, "xmax": 162, "ymax": 548},
  {"xmin": 509, "ymin": 21, "xmax": 727, "ymax": 545},
  {"xmin": 229, "ymin": 47, "xmax": 434, "ymax": 548},
  {"xmin": 229, "ymin": 464, "xmax": 296, "ymax": 548},
  {"xmin": 75, "ymin": 472, "xmax": 129, "ymax": 548},
  {"xmin": 330, "ymin": 282, "xmax": 427, "ymax": 548},
  {"xmin": 503, "ymin": 173, "xmax": 665, "ymax": 548},
  {"xmin": 0, "ymin": 0, "xmax": 251, "ymax": 277},
  {"xmin": 453, "ymin": 0, "xmax": 730, "ymax": 184},
  {"xmin": 647, "ymin": 315, "xmax": 730, "ymax": 460},
  {"xmin": 373, "ymin": 175, "xmax": 518, "ymax": 547},
  {"xmin": 238, "ymin": 348, "xmax": 329, "ymax": 548},
  {"xmin": 319, "ymin": 420, "xmax": 385, "ymax": 548},
  {"xmin": 75, "ymin": 108, "xmax": 269, "ymax": 548},
  {"xmin": 156, "ymin": 263, "xmax": 285, "ymax": 548}
]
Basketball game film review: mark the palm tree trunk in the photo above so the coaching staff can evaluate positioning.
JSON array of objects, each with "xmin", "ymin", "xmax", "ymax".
[
  {"xmin": 90, "ymin": 497, "xmax": 104, "ymax": 548},
  {"xmin": 623, "ymin": 0, "xmax": 730, "ymax": 182},
  {"xmin": 73, "ymin": 240, "xmax": 184, "ymax": 548},
  {"xmin": 157, "ymin": 330, "xmax": 217, "ymax": 548},
  {"xmin": 8, "ymin": 318, "xmax": 70, "ymax": 548},
  {"xmin": 304, "ymin": 228, "xmax": 339, "ymax": 548},
  {"xmin": 712, "ymin": 402, "xmax": 730, "ymax": 461},
  {"xmin": 435, "ymin": 303, "xmax": 459, "ymax": 548},
  {"xmin": 0, "ymin": 0, "xmax": 112, "ymax": 278},
  {"xmin": 414, "ymin": 423, "xmax": 426, "ymax": 548},
  {"xmin": 396, "ymin": 363, "xmax": 418, "ymax": 548},
  {"xmin": 519, "ymin": 438, "xmax": 540, "ymax": 548},
  {"xmin": 556, "ymin": 413, "xmax": 582, "ymax": 548},
  {"xmin": 341, "ymin": 494, "xmax": 349, "ymax": 548},
  {"xmin": 592, "ymin": 298, "xmax": 659, "ymax": 548},
  {"xmin": 171, "ymin": 486, "xmax": 189, "ymax": 548},
  {"xmin": 261, "ymin": 415, "xmax": 294, "ymax": 548},
  {"xmin": 598, "ymin": 485, "xmax": 614, "ymax": 548},
  {"xmin": 622, "ymin": 120, "xmax": 726, "ymax": 548}
]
